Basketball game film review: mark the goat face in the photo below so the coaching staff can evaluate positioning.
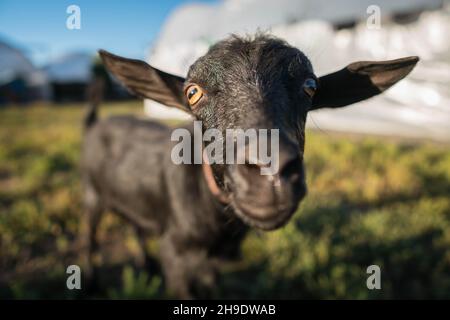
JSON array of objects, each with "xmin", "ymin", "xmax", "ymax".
[
  {"xmin": 183, "ymin": 36, "xmax": 311, "ymax": 229},
  {"xmin": 99, "ymin": 34, "xmax": 418, "ymax": 230}
]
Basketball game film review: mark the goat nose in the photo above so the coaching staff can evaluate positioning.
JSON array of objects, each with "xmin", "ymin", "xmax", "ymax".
[
  {"xmin": 279, "ymin": 153, "xmax": 303, "ymax": 182},
  {"xmin": 274, "ymin": 139, "xmax": 303, "ymax": 179},
  {"xmin": 237, "ymin": 154, "xmax": 267, "ymax": 178},
  {"xmin": 235, "ymin": 142, "xmax": 302, "ymax": 179}
]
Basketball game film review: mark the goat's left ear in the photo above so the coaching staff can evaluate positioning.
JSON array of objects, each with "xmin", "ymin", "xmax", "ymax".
[
  {"xmin": 310, "ymin": 56, "xmax": 419, "ymax": 110},
  {"xmin": 99, "ymin": 50, "xmax": 188, "ymax": 111}
]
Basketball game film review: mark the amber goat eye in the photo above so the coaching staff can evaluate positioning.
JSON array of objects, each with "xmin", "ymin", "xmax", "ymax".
[
  {"xmin": 185, "ymin": 85, "xmax": 203, "ymax": 106},
  {"xmin": 303, "ymin": 78, "xmax": 317, "ymax": 98}
]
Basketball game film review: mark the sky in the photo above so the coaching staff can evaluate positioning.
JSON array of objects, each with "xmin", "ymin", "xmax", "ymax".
[{"xmin": 0, "ymin": 0, "xmax": 218, "ymax": 66}]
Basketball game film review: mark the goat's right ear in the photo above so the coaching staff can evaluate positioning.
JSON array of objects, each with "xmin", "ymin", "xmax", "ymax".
[
  {"xmin": 310, "ymin": 56, "xmax": 419, "ymax": 110},
  {"xmin": 99, "ymin": 50, "xmax": 188, "ymax": 111}
]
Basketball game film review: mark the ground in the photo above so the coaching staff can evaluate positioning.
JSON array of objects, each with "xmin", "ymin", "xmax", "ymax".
[{"xmin": 0, "ymin": 102, "xmax": 449, "ymax": 299}]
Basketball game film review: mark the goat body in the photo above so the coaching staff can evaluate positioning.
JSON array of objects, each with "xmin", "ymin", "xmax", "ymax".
[{"xmin": 82, "ymin": 115, "xmax": 247, "ymax": 298}]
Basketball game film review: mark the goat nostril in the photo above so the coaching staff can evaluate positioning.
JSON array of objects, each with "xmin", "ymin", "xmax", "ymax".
[
  {"xmin": 280, "ymin": 158, "xmax": 302, "ymax": 181},
  {"xmin": 236, "ymin": 160, "xmax": 267, "ymax": 180},
  {"xmin": 241, "ymin": 162, "xmax": 262, "ymax": 175}
]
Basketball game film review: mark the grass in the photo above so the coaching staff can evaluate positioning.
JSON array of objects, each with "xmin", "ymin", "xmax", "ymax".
[{"xmin": 0, "ymin": 102, "xmax": 449, "ymax": 299}]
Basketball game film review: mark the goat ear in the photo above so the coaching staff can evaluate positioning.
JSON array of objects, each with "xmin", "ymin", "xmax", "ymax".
[
  {"xmin": 99, "ymin": 50, "xmax": 188, "ymax": 111},
  {"xmin": 310, "ymin": 56, "xmax": 419, "ymax": 110}
]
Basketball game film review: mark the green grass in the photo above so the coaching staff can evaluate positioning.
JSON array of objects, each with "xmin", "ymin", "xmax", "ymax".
[{"xmin": 0, "ymin": 102, "xmax": 449, "ymax": 299}]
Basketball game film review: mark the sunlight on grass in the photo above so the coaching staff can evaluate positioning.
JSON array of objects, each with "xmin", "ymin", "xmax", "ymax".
[{"xmin": 0, "ymin": 102, "xmax": 449, "ymax": 299}]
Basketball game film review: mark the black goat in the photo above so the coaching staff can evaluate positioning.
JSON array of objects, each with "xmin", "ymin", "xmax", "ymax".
[{"xmin": 81, "ymin": 34, "xmax": 418, "ymax": 298}]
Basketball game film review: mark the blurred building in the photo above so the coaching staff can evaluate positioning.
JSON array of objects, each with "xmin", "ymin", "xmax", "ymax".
[
  {"xmin": 44, "ymin": 52, "xmax": 133, "ymax": 103},
  {"xmin": 44, "ymin": 52, "xmax": 92, "ymax": 103},
  {"xmin": 0, "ymin": 40, "xmax": 49, "ymax": 105}
]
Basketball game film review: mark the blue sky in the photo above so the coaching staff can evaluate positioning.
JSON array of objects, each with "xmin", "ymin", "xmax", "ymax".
[{"xmin": 0, "ymin": 0, "xmax": 217, "ymax": 66}]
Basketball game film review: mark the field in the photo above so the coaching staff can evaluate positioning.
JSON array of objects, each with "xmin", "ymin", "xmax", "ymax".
[{"xmin": 0, "ymin": 102, "xmax": 449, "ymax": 299}]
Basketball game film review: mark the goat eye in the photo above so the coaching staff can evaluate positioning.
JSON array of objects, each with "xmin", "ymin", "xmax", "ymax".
[
  {"xmin": 303, "ymin": 78, "xmax": 317, "ymax": 98},
  {"xmin": 185, "ymin": 84, "xmax": 203, "ymax": 106}
]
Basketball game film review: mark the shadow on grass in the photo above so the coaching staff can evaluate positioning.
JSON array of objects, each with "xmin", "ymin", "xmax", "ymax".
[{"xmin": 1, "ymin": 197, "xmax": 449, "ymax": 299}]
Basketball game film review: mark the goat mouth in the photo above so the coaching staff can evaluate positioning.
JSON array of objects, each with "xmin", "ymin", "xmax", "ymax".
[{"xmin": 232, "ymin": 200, "xmax": 298, "ymax": 231}]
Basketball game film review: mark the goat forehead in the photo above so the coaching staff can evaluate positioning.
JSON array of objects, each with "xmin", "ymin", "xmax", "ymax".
[{"xmin": 187, "ymin": 36, "xmax": 313, "ymax": 88}]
